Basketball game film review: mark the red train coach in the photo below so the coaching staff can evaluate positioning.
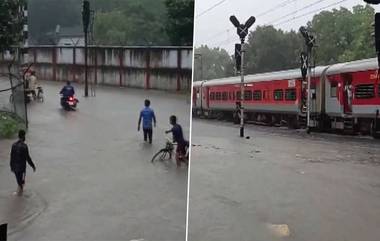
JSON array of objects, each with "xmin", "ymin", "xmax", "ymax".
[
  {"xmin": 325, "ymin": 58, "xmax": 380, "ymax": 134},
  {"xmin": 193, "ymin": 58, "xmax": 380, "ymax": 137},
  {"xmin": 194, "ymin": 67, "xmax": 326, "ymax": 128}
]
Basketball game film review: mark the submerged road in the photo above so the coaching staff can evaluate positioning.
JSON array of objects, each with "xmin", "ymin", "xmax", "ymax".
[
  {"xmin": 188, "ymin": 119, "xmax": 380, "ymax": 241},
  {"xmin": 0, "ymin": 81, "xmax": 190, "ymax": 241}
]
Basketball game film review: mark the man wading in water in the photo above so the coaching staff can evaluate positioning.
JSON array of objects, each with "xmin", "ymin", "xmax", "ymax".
[{"xmin": 10, "ymin": 130, "xmax": 36, "ymax": 196}]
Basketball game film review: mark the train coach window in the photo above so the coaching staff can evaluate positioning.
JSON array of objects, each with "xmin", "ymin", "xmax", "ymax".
[
  {"xmin": 222, "ymin": 92, "xmax": 228, "ymax": 101},
  {"xmin": 253, "ymin": 90, "xmax": 262, "ymax": 100},
  {"xmin": 216, "ymin": 92, "xmax": 222, "ymax": 100},
  {"xmin": 285, "ymin": 88, "xmax": 297, "ymax": 101},
  {"xmin": 274, "ymin": 89, "xmax": 283, "ymax": 100},
  {"xmin": 244, "ymin": 90, "xmax": 252, "ymax": 100},
  {"xmin": 210, "ymin": 92, "xmax": 215, "ymax": 100},
  {"xmin": 330, "ymin": 82, "xmax": 337, "ymax": 98},
  {"xmin": 236, "ymin": 91, "xmax": 242, "ymax": 100},
  {"xmin": 378, "ymin": 84, "xmax": 380, "ymax": 97},
  {"xmin": 355, "ymin": 84, "xmax": 375, "ymax": 99}
]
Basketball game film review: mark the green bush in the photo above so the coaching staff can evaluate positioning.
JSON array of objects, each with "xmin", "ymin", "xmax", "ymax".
[{"xmin": 0, "ymin": 112, "xmax": 21, "ymax": 138}]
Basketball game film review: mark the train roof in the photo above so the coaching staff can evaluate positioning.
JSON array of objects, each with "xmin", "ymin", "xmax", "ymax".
[
  {"xmin": 198, "ymin": 66, "xmax": 327, "ymax": 87},
  {"xmin": 193, "ymin": 58, "xmax": 378, "ymax": 88},
  {"xmin": 326, "ymin": 58, "xmax": 378, "ymax": 75}
]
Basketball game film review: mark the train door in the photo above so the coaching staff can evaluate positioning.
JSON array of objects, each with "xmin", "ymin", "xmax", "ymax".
[
  {"xmin": 341, "ymin": 73, "xmax": 353, "ymax": 114},
  {"xmin": 193, "ymin": 87, "xmax": 199, "ymax": 108},
  {"xmin": 202, "ymin": 86, "xmax": 210, "ymax": 109}
]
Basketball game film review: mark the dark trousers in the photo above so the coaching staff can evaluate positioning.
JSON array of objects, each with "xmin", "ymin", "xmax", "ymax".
[
  {"xmin": 14, "ymin": 171, "xmax": 25, "ymax": 187},
  {"xmin": 143, "ymin": 128, "xmax": 153, "ymax": 143}
]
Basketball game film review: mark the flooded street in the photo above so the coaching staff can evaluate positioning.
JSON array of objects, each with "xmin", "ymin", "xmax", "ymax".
[
  {"xmin": 189, "ymin": 119, "xmax": 380, "ymax": 241},
  {"xmin": 1, "ymin": 81, "xmax": 190, "ymax": 241}
]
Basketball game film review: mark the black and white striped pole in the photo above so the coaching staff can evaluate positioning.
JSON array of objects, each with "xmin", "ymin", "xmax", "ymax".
[
  {"xmin": 230, "ymin": 15, "xmax": 256, "ymax": 138},
  {"xmin": 299, "ymin": 27, "xmax": 315, "ymax": 134}
]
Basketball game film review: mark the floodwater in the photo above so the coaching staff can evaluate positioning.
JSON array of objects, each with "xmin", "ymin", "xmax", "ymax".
[
  {"xmin": 0, "ymin": 81, "xmax": 190, "ymax": 241},
  {"xmin": 188, "ymin": 119, "xmax": 380, "ymax": 241}
]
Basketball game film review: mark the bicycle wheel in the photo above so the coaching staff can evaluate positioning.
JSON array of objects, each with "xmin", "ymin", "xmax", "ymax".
[{"xmin": 151, "ymin": 149, "xmax": 168, "ymax": 163}]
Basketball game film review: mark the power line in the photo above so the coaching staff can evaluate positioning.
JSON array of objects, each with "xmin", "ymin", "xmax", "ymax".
[
  {"xmin": 256, "ymin": 0, "xmax": 298, "ymax": 18},
  {"xmin": 274, "ymin": 0, "xmax": 349, "ymax": 26},
  {"xmin": 268, "ymin": 0, "xmax": 329, "ymax": 25},
  {"xmin": 201, "ymin": 0, "xmax": 350, "ymax": 49},
  {"xmin": 203, "ymin": 0, "xmax": 296, "ymax": 43},
  {"xmin": 197, "ymin": 0, "xmax": 228, "ymax": 18},
  {"xmin": 203, "ymin": 28, "xmax": 234, "ymax": 42}
]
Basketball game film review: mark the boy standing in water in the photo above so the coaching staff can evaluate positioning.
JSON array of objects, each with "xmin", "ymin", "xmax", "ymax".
[{"xmin": 138, "ymin": 99, "xmax": 156, "ymax": 144}]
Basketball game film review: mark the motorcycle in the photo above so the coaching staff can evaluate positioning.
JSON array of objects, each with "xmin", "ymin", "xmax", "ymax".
[{"xmin": 60, "ymin": 95, "xmax": 79, "ymax": 111}]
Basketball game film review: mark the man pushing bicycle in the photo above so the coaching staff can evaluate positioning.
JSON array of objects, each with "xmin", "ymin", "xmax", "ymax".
[{"xmin": 165, "ymin": 115, "xmax": 189, "ymax": 167}]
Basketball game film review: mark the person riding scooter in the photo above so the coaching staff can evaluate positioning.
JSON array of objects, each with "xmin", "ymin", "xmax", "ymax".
[{"xmin": 59, "ymin": 81, "xmax": 76, "ymax": 109}]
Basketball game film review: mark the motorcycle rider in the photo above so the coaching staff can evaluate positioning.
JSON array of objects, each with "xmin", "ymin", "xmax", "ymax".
[{"xmin": 59, "ymin": 81, "xmax": 75, "ymax": 107}]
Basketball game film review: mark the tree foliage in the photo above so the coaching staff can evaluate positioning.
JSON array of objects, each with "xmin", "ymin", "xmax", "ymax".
[
  {"xmin": 0, "ymin": 0, "xmax": 25, "ymax": 50},
  {"xmin": 164, "ymin": 0, "xmax": 194, "ymax": 46},
  {"xmin": 196, "ymin": 4, "xmax": 377, "ymax": 80},
  {"xmin": 93, "ymin": 0, "xmax": 169, "ymax": 45},
  {"xmin": 194, "ymin": 45, "xmax": 234, "ymax": 81},
  {"xmin": 308, "ymin": 5, "xmax": 375, "ymax": 64},
  {"xmin": 28, "ymin": 0, "xmax": 194, "ymax": 46},
  {"xmin": 245, "ymin": 26, "xmax": 303, "ymax": 74}
]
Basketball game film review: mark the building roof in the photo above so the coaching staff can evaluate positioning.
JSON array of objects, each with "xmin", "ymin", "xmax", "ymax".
[{"xmin": 58, "ymin": 26, "xmax": 84, "ymax": 38}]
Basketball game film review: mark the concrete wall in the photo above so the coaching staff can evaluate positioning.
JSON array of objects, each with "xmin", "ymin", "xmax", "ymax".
[{"xmin": 0, "ymin": 46, "xmax": 193, "ymax": 91}]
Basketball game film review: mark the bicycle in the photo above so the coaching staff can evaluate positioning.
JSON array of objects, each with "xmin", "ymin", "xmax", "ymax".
[
  {"xmin": 151, "ymin": 135, "xmax": 189, "ymax": 166},
  {"xmin": 151, "ymin": 137, "xmax": 175, "ymax": 163}
]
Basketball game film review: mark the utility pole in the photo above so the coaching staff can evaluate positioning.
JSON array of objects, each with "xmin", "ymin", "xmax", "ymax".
[
  {"xmin": 230, "ymin": 15, "xmax": 256, "ymax": 138},
  {"xmin": 194, "ymin": 54, "xmax": 203, "ymax": 82},
  {"xmin": 299, "ymin": 27, "xmax": 315, "ymax": 134},
  {"xmin": 82, "ymin": 0, "xmax": 90, "ymax": 97}
]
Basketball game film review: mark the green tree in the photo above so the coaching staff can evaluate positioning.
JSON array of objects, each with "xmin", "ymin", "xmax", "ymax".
[
  {"xmin": 164, "ymin": 0, "xmax": 194, "ymax": 46},
  {"xmin": 94, "ymin": 2, "xmax": 169, "ymax": 45},
  {"xmin": 240, "ymin": 4, "xmax": 376, "ymax": 74},
  {"xmin": 0, "ymin": 0, "xmax": 25, "ymax": 50},
  {"xmin": 308, "ymin": 5, "xmax": 376, "ymax": 64},
  {"xmin": 245, "ymin": 26, "xmax": 303, "ymax": 74},
  {"xmin": 194, "ymin": 45, "xmax": 234, "ymax": 81}
]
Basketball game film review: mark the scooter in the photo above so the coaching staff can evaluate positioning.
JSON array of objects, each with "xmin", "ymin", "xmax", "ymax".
[{"xmin": 60, "ymin": 95, "xmax": 79, "ymax": 111}]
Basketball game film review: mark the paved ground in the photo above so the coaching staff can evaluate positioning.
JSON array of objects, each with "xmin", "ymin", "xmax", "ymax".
[
  {"xmin": 0, "ymin": 81, "xmax": 190, "ymax": 241},
  {"xmin": 188, "ymin": 119, "xmax": 380, "ymax": 241}
]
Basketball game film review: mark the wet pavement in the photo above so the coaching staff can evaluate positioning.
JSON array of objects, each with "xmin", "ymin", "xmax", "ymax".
[
  {"xmin": 0, "ymin": 81, "xmax": 190, "ymax": 241},
  {"xmin": 188, "ymin": 119, "xmax": 380, "ymax": 241}
]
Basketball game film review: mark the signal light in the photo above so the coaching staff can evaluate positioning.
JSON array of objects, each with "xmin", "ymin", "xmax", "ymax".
[
  {"xmin": 230, "ymin": 16, "xmax": 240, "ymax": 28},
  {"xmin": 245, "ymin": 16, "xmax": 256, "ymax": 29}
]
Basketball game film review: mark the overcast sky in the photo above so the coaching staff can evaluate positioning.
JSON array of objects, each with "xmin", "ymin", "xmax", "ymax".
[{"xmin": 194, "ymin": 0, "xmax": 380, "ymax": 53}]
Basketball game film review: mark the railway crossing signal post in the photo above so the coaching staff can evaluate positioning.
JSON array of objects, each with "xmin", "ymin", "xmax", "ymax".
[
  {"xmin": 300, "ymin": 26, "xmax": 315, "ymax": 134},
  {"xmin": 230, "ymin": 15, "xmax": 256, "ymax": 138},
  {"xmin": 82, "ymin": 0, "xmax": 90, "ymax": 97}
]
